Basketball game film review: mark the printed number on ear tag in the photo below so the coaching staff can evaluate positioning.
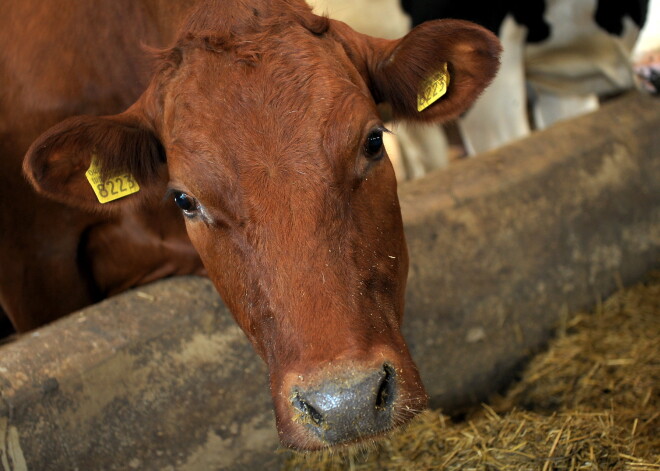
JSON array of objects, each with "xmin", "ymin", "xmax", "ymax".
[
  {"xmin": 85, "ymin": 156, "xmax": 140, "ymax": 204},
  {"xmin": 417, "ymin": 62, "xmax": 450, "ymax": 112}
]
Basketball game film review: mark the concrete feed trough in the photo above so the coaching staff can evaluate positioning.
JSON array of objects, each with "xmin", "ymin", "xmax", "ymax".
[{"xmin": 1, "ymin": 91, "xmax": 658, "ymax": 470}]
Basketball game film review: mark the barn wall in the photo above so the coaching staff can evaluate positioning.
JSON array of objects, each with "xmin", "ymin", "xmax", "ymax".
[{"xmin": 1, "ymin": 91, "xmax": 658, "ymax": 470}]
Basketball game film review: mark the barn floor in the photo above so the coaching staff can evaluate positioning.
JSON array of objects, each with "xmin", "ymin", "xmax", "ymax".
[{"xmin": 284, "ymin": 273, "xmax": 660, "ymax": 470}]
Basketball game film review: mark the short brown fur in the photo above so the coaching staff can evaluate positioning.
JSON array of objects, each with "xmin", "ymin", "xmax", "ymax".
[{"xmin": 5, "ymin": 0, "xmax": 500, "ymax": 449}]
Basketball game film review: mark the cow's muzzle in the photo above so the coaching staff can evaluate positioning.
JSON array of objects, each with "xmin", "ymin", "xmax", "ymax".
[{"xmin": 290, "ymin": 363, "xmax": 397, "ymax": 445}]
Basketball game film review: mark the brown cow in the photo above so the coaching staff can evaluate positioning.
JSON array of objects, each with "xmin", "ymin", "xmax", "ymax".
[{"xmin": 2, "ymin": 0, "xmax": 500, "ymax": 449}]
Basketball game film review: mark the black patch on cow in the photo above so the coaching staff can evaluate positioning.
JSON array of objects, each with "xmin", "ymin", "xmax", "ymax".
[
  {"xmin": 401, "ymin": 0, "xmax": 508, "ymax": 33},
  {"xmin": 511, "ymin": 0, "xmax": 549, "ymax": 43},
  {"xmin": 400, "ymin": 0, "xmax": 551, "ymax": 43},
  {"xmin": 595, "ymin": 0, "xmax": 649, "ymax": 36}
]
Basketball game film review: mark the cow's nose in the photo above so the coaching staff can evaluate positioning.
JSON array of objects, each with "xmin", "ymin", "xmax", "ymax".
[{"xmin": 290, "ymin": 364, "xmax": 396, "ymax": 445}]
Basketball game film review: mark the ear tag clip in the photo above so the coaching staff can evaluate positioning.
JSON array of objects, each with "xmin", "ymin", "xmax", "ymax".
[
  {"xmin": 85, "ymin": 155, "xmax": 140, "ymax": 204},
  {"xmin": 417, "ymin": 62, "xmax": 450, "ymax": 112}
]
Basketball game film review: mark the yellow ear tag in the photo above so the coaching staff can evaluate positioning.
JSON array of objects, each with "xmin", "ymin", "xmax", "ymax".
[
  {"xmin": 85, "ymin": 155, "xmax": 140, "ymax": 204},
  {"xmin": 417, "ymin": 62, "xmax": 450, "ymax": 112}
]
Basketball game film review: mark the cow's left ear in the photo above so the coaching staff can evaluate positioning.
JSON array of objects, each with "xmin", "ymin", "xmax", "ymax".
[
  {"xmin": 23, "ymin": 104, "xmax": 165, "ymax": 212},
  {"xmin": 330, "ymin": 18, "xmax": 501, "ymax": 122}
]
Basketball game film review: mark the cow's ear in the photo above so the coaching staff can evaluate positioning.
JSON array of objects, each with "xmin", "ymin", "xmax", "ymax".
[
  {"xmin": 331, "ymin": 18, "xmax": 501, "ymax": 122},
  {"xmin": 24, "ymin": 107, "xmax": 165, "ymax": 212}
]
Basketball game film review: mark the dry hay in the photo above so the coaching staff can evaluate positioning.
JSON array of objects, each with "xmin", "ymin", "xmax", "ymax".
[{"xmin": 284, "ymin": 274, "xmax": 659, "ymax": 470}]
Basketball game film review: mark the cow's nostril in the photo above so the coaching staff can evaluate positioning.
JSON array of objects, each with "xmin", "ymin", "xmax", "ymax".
[
  {"xmin": 292, "ymin": 392, "xmax": 324, "ymax": 426},
  {"xmin": 375, "ymin": 364, "xmax": 395, "ymax": 409},
  {"xmin": 289, "ymin": 363, "xmax": 399, "ymax": 445}
]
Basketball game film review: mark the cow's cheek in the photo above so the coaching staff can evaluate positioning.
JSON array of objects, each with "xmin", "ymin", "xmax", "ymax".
[
  {"xmin": 183, "ymin": 222, "xmax": 270, "ymax": 356},
  {"xmin": 180, "ymin": 221, "xmax": 211, "ymax": 268},
  {"xmin": 182, "ymin": 223, "xmax": 239, "ymax": 308}
]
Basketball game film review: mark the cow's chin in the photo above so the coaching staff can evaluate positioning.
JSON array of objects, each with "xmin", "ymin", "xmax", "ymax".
[{"xmin": 269, "ymin": 351, "xmax": 428, "ymax": 451}]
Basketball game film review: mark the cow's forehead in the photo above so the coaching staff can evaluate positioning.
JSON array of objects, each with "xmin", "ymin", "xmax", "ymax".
[
  {"xmin": 161, "ymin": 31, "xmax": 377, "ymax": 171},
  {"xmin": 165, "ymin": 29, "xmax": 369, "ymax": 128}
]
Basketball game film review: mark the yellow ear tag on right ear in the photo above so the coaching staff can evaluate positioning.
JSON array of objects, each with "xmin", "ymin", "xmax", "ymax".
[
  {"xmin": 85, "ymin": 155, "xmax": 140, "ymax": 204},
  {"xmin": 417, "ymin": 62, "xmax": 450, "ymax": 112}
]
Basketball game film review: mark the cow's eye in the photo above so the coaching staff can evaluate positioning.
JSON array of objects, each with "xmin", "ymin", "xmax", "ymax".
[
  {"xmin": 172, "ymin": 191, "xmax": 198, "ymax": 217},
  {"xmin": 364, "ymin": 129, "xmax": 384, "ymax": 160}
]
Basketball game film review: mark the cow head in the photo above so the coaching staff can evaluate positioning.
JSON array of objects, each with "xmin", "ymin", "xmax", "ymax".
[{"xmin": 23, "ymin": 0, "xmax": 500, "ymax": 450}]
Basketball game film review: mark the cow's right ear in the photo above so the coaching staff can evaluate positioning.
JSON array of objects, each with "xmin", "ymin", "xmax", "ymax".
[{"xmin": 23, "ymin": 108, "xmax": 165, "ymax": 212}]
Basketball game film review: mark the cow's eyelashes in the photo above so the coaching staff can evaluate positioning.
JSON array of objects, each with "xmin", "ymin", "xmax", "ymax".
[{"xmin": 171, "ymin": 190, "xmax": 199, "ymax": 218}]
